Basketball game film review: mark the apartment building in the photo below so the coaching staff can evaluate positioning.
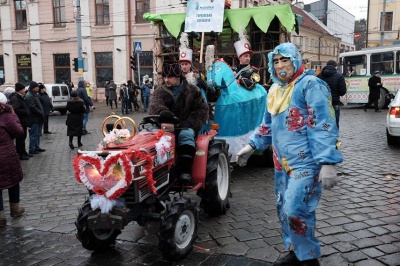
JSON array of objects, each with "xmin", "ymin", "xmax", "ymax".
[{"xmin": 366, "ymin": 0, "xmax": 400, "ymax": 47}]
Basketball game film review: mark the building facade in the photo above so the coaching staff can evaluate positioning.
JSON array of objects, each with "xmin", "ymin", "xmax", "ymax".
[
  {"xmin": 0, "ymin": 0, "xmax": 160, "ymax": 100},
  {"xmin": 0, "ymin": 0, "xmax": 355, "ymax": 99},
  {"xmin": 304, "ymin": 0, "xmax": 355, "ymax": 53},
  {"xmin": 366, "ymin": 0, "xmax": 400, "ymax": 47}
]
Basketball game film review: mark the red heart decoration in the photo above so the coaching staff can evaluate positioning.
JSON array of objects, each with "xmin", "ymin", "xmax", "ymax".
[{"xmin": 73, "ymin": 152, "xmax": 134, "ymax": 200}]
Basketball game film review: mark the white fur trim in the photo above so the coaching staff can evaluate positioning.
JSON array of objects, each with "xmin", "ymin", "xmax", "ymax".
[{"xmin": 90, "ymin": 194, "xmax": 125, "ymax": 213}]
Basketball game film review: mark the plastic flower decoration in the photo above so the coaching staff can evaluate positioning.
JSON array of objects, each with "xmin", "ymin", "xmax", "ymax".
[{"xmin": 102, "ymin": 128, "xmax": 131, "ymax": 147}]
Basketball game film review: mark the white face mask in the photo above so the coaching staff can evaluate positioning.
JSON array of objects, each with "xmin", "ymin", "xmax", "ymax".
[{"xmin": 273, "ymin": 55, "xmax": 295, "ymax": 83}]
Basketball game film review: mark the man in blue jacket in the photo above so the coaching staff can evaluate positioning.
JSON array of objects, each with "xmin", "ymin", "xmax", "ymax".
[{"xmin": 140, "ymin": 79, "xmax": 152, "ymax": 113}]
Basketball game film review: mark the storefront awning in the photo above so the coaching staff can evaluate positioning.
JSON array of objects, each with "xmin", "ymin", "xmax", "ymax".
[{"xmin": 143, "ymin": 4, "xmax": 296, "ymax": 38}]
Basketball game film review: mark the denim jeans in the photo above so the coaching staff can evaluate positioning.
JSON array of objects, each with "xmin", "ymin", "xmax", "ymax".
[
  {"xmin": 143, "ymin": 96, "xmax": 150, "ymax": 112},
  {"xmin": 121, "ymin": 98, "xmax": 130, "ymax": 114},
  {"xmin": 29, "ymin": 123, "xmax": 40, "ymax": 152},
  {"xmin": 178, "ymin": 128, "xmax": 195, "ymax": 147},
  {"xmin": 333, "ymin": 104, "xmax": 340, "ymax": 128},
  {"xmin": 83, "ymin": 113, "xmax": 89, "ymax": 130},
  {"xmin": 0, "ymin": 183, "xmax": 20, "ymax": 211}
]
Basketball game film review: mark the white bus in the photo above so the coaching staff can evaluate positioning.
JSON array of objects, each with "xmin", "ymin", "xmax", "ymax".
[{"xmin": 339, "ymin": 45, "xmax": 400, "ymax": 109}]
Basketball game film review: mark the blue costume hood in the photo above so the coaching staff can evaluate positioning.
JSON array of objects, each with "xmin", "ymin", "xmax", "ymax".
[{"xmin": 268, "ymin": 43, "xmax": 303, "ymax": 86}]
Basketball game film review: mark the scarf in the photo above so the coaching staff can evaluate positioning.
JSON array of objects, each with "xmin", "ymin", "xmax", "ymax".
[{"xmin": 268, "ymin": 66, "xmax": 305, "ymax": 115}]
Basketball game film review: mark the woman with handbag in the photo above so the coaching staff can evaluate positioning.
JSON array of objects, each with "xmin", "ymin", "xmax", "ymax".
[{"xmin": 66, "ymin": 91, "xmax": 85, "ymax": 149}]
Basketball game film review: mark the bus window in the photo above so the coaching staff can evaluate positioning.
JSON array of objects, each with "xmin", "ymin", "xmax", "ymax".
[
  {"xmin": 343, "ymin": 55, "xmax": 366, "ymax": 76},
  {"xmin": 371, "ymin": 52, "xmax": 394, "ymax": 75},
  {"xmin": 396, "ymin": 51, "xmax": 400, "ymax": 74}
]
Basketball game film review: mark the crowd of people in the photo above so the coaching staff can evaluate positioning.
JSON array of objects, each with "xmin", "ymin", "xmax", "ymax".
[{"xmin": 0, "ymin": 37, "xmax": 350, "ymax": 264}]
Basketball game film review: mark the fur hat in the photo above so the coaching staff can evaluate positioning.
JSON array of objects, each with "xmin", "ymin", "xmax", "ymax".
[
  {"xmin": 0, "ymin": 92, "xmax": 7, "ymax": 103},
  {"xmin": 234, "ymin": 27, "xmax": 253, "ymax": 58},
  {"xmin": 178, "ymin": 32, "xmax": 193, "ymax": 63},
  {"xmin": 162, "ymin": 62, "xmax": 182, "ymax": 77},
  {"xmin": 15, "ymin": 83, "xmax": 26, "ymax": 92},
  {"xmin": 29, "ymin": 81, "xmax": 39, "ymax": 90}
]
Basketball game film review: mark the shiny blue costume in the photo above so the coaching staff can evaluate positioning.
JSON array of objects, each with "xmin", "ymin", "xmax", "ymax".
[{"xmin": 247, "ymin": 43, "xmax": 343, "ymax": 261}]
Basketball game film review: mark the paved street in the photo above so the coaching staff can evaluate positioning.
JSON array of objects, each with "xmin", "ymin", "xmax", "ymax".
[{"xmin": 0, "ymin": 103, "xmax": 399, "ymax": 266}]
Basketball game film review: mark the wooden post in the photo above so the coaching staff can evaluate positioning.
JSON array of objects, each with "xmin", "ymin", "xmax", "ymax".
[{"xmin": 199, "ymin": 32, "xmax": 205, "ymax": 63}]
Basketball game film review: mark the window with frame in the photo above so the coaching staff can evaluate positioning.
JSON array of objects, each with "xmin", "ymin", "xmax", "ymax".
[
  {"xmin": 0, "ymin": 55, "xmax": 4, "ymax": 85},
  {"xmin": 371, "ymin": 52, "xmax": 394, "ymax": 75},
  {"xmin": 381, "ymin": 12, "xmax": 393, "ymax": 31},
  {"xmin": 53, "ymin": 0, "xmax": 66, "ymax": 27},
  {"xmin": 95, "ymin": 52, "xmax": 113, "ymax": 86},
  {"xmin": 16, "ymin": 54, "xmax": 31, "ymax": 85},
  {"xmin": 136, "ymin": 0, "xmax": 150, "ymax": 24},
  {"xmin": 96, "ymin": 0, "xmax": 110, "ymax": 25},
  {"xmin": 54, "ymin": 54, "xmax": 71, "ymax": 83},
  {"xmin": 343, "ymin": 55, "xmax": 366, "ymax": 76},
  {"xmin": 14, "ymin": 0, "xmax": 27, "ymax": 29},
  {"xmin": 135, "ymin": 51, "xmax": 153, "ymax": 84}
]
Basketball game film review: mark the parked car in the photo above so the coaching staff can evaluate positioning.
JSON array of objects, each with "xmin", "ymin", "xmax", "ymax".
[
  {"xmin": 386, "ymin": 89, "xmax": 400, "ymax": 145},
  {"xmin": 44, "ymin": 83, "xmax": 70, "ymax": 115}
]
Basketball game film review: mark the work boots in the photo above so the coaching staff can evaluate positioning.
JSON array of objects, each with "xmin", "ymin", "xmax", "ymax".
[
  {"xmin": 0, "ymin": 210, "xmax": 6, "ymax": 228},
  {"xmin": 10, "ymin": 203, "xmax": 25, "ymax": 218},
  {"xmin": 177, "ymin": 145, "xmax": 196, "ymax": 184}
]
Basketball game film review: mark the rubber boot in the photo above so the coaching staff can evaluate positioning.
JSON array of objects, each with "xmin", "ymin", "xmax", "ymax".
[
  {"xmin": 177, "ymin": 145, "xmax": 196, "ymax": 184},
  {"xmin": 10, "ymin": 203, "xmax": 25, "ymax": 218},
  {"xmin": 0, "ymin": 210, "xmax": 6, "ymax": 228}
]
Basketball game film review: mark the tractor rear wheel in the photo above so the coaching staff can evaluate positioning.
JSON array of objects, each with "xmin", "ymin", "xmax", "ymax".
[
  {"xmin": 75, "ymin": 200, "xmax": 121, "ymax": 251},
  {"xmin": 158, "ymin": 197, "xmax": 198, "ymax": 261},
  {"xmin": 199, "ymin": 139, "xmax": 231, "ymax": 216}
]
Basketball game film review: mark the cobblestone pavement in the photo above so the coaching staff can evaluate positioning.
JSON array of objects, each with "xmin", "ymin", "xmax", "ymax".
[{"xmin": 0, "ymin": 103, "xmax": 399, "ymax": 266}]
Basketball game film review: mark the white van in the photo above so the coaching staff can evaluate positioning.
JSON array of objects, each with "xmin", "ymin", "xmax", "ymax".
[{"xmin": 44, "ymin": 83, "xmax": 70, "ymax": 115}]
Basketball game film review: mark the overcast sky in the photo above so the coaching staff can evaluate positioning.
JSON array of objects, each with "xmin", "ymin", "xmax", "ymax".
[{"xmin": 302, "ymin": 0, "xmax": 368, "ymax": 20}]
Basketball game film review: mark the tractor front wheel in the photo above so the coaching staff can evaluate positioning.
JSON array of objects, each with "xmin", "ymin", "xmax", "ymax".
[
  {"xmin": 75, "ymin": 200, "xmax": 121, "ymax": 251},
  {"xmin": 158, "ymin": 197, "xmax": 198, "ymax": 261}
]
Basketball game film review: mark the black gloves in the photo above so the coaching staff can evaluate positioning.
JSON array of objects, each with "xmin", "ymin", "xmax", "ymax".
[
  {"xmin": 159, "ymin": 110, "xmax": 175, "ymax": 122},
  {"xmin": 179, "ymin": 121, "xmax": 192, "ymax": 129}
]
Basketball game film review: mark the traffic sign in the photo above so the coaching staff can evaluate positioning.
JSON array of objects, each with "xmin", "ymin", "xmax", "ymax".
[{"xmin": 134, "ymin": 42, "xmax": 142, "ymax": 53}]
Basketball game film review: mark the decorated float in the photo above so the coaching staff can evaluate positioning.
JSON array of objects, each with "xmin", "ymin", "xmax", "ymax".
[{"xmin": 144, "ymin": 3, "xmax": 298, "ymax": 163}]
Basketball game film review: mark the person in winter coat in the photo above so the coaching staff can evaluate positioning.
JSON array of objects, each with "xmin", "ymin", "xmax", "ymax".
[
  {"xmin": 0, "ymin": 92, "xmax": 25, "ymax": 228},
  {"xmin": 149, "ymin": 62, "xmax": 208, "ymax": 184},
  {"xmin": 8, "ymin": 83, "xmax": 31, "ymax": 160},
  {"xmin": 119, "ymin": 83, "xmax": 130, "ymax": 115},
  {"xmin": 66, "ymin": 91, "xmax": 86, "ymax": 149},
  {"xmin": 317, "ymin": 60, "xmax": 347, "ymax": 127},
  {"xmin": 38, "ymin": 84, "xmax": 54, "ymax": 134},
  {"xmin": 25, "ymin": 81, "xmax": 46, "ymax": 155},
  {"xmin": 108, "ymin": 80, "xmax": 118, "ymax": 109},
  {"xmin": 364, "ymin": 70, "xmax": 383, "ymax": 112},
  {"xmin": 104, "ymin": 80, "xmax": 110, "ymax": 106},
  {"xmin": 140, "ymin": 79, "xmax": 152, "ymax": 112},
  {"xmin": 76, "ymin": 80, "xmax": 93, "ymax": 135},
  {"xmin": 85, "ymin": 81, "xmax": 95, "ymax": 110},
  {"xmin": 236, "ymin": 43, "xmax": 343, "ymax": 266},
  {"xmin": 127, "ymin": 80, "xmax": 140, "ymax": 112}
]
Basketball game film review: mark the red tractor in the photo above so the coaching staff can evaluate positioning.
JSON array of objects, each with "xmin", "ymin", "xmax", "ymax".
[{"xmin": 73, "ymin": 115, "xmax": 231, "ymax": 261}]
